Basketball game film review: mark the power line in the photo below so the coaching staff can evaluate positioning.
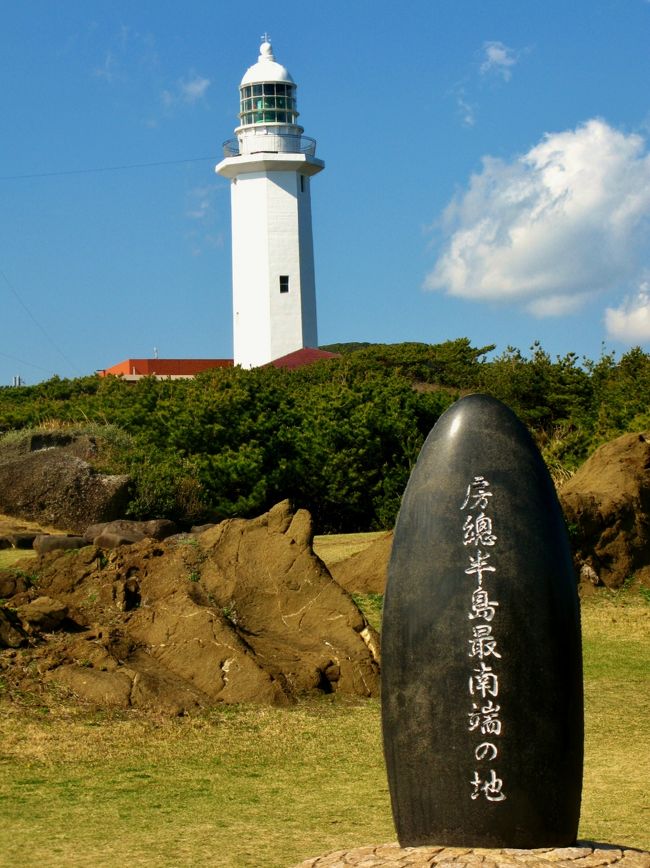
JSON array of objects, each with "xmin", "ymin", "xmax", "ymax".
[
  {"xmin": 0, "ymin": 269, "xmax": 82, "ymax": 376},
  {"xmin": 0, "ymin": 155, "xmax": 217, "ymax": 182},
  {"xmin": 0, "ymin": 350, "xmax": 58, "ymax": 377}
]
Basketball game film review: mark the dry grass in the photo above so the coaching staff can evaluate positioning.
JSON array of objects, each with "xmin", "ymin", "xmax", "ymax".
[
  {"xmin": 0, "ymin": 537, "xmax": 648, "ymax": 866},
  {"xmin": 0, "ymin": 512, "xmax": 62, "ymax": 570},
  {"xmin": 0, "ymin": 699, "xmax": 393, "ymax": 868},
  {"xmin": 0, "ymin": 549, "xmax": 37, "ymax": 570},
  {"xmin": 579, "ymin": 599, "xmax": 650, "ymax": 847},
  {"xmin": 313, "ymin": 531, "xmax": 389, "ymax": 566},
  {"xmin": 0, "ymin": 512, "xmax": 66, "ymax": 536}
]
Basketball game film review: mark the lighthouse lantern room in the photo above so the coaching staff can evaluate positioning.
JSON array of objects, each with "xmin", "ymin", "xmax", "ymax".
[{"xmin": 216, "ymin": 38, "xmax": 325, "ymax": 368}]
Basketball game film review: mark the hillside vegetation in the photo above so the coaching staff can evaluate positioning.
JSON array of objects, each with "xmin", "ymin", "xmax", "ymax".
[{"xmin": 2, "ymin": 339, "xmax": 650, "ymax": 533}]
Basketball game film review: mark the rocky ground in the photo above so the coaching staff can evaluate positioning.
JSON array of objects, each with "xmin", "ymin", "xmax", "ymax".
[
  {"xmin": 293, "ymin": 843, "xmax": 650, "ymax": 868},
  {"xmin": 0, "ymin": 431, "xmax": 130, "ymax": 532},
  {"xmin": 3, "ymin": 426, "xmax": 650, "ymax": 716},
  {"xmin": 0, "ymin": 501, "xmax": 380, "ymax": 714}
]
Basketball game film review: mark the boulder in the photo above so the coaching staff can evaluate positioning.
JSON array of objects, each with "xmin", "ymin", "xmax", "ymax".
[
  {"xmin": 85, "ymin": 519, "xmax": 177, "ymax": 547},
  {"xmin": 17, "ymin": 596, "xmax": 68, "ymax": 631},
  {"xmin": 559, "ymin": 431, "xmax": 650, "ymax": 589},
  {"xmin": 33, "ymin": 535, "xmax": 88, "ymax": 555},
  {"xmin": 0, "ymin": 571, "xmax": 33, "ymax": 598},
  {"xmin": 329, "ymin": 532, "xmax": 393, "ymax": 594},
  {"xmin": 4, "ymin": 501, "xmax": 380, "ymax": 713},
  {"xmin": 0, "ymin": 432, "xmax": 131, "ymax": 533},
  {"xmin": 187, "ymin": 501, "xmax": 381, "ymax": 698},
  {"xmin": 0, "ymin": 608, "xmax": 28, "ymax": 648},
  {"xmin": 0, "ymin": 518, "xmax": 41, "ymax": 550},
  {"xmin": 7, "ymin": 532, "xmax": 38, "ymax": 549},
  {"xmin": 47, "ymin": 666, "xmax": 134, "ymax": 709}
]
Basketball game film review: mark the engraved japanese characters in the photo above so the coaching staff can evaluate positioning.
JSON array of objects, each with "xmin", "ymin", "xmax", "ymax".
[{"xmin": 381, "ymin": 394, "xmax": 583, "ymax": 848}]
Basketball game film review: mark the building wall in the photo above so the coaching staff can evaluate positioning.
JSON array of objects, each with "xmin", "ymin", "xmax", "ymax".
[
  {"xmin": 100, "ymin": 359, "xmax": 232, "ymax": 377},
  {"xmin": 231, "ymin": 168, "xmax": 318, "ymax": 368},
  {"xmin": 297, "ymin": 174, "xmax": 318, "ymax": 349}
]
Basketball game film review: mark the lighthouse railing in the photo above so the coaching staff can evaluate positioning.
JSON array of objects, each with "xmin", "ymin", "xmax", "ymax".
[{"xmin": 222, "ymin": 135, "xmax": 317, "ymax": 158}]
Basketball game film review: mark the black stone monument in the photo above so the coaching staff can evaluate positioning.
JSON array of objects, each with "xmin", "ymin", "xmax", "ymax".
[{"xmin": 381, "ymin": 394, "xmax": 583, "ymax": 848}]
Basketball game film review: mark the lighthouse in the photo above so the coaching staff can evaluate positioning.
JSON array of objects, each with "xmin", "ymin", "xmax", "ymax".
[{"xmin": 216, "ymin": 38, "xmax": 325, "ymax": 368}]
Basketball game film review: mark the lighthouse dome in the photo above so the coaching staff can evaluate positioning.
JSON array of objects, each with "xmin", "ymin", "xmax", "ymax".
[
  {"xmin": 240, "ymin": 40, "xmax": 295, "ymax": 85},
  {"xmin": 237, "ymin": 39, "xmax": 301, "ymax": 135}
]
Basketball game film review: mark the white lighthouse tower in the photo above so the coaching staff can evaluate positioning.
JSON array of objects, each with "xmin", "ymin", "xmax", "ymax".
[{"xmin": 216, "ymin": 38, "xmax": 325, "ymax": 368}]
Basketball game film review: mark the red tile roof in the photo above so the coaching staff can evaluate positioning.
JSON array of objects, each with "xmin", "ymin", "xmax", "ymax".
[
  {"xmin": 99, "ymin": 358, "xmax": 233, "ymax": 377},
  {"xmin": 99, "ymin": 349, "xmax": 339, "ymax": 378},
  {"xmin": 267, "ymin": 347, "xmax": 340, "ymax": 369}
]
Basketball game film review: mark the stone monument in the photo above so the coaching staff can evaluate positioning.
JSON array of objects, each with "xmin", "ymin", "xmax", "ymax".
[{"xmin": 381, "ymin": 394, "xmax": 584, "ymax": 848}]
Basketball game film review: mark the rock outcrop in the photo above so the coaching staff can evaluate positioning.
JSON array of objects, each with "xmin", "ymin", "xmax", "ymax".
[
  {"xmin": 32, "ymin": 535, "xmax": 88, "ymax": 555},
  {"xmin": 0, "ymin": 502, "xmax": 380, "ymax": 714},
  {"xmin": 329, "ymin": 532, "xmax": 392, "ymax": 594},
  {"xmin": 0, "ymin": 432, "xmax": 130, "ymax": 533},
  {"xmin": 83, "ymin": 519, "xmax": 177, "ymax": 548},
  {"xmin": 559, "ymin": 432, "xmax": 650, "ymax": 589},
  {"xmin": 330, "ymin": 430, "xmax": 650, "ymax": 595}
]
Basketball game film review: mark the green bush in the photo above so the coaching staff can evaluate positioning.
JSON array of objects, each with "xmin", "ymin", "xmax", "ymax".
[{"xmin": 2, "ymin": 340, "xmax": 649, "ymax": 531}]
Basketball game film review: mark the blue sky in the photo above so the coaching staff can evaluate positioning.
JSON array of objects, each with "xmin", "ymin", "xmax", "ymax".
[{"xmin": 2, "ymin": 0, "xmax": 650, "ymax": 384}]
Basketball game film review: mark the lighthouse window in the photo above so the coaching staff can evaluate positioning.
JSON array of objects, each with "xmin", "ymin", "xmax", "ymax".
[
  {"xmin": 279, "ymin": 275, "xmax": 289, "ymax": 294},
  {"xmin": 239, "ymin": 82, "xmax": 298, "ymax": 124}
]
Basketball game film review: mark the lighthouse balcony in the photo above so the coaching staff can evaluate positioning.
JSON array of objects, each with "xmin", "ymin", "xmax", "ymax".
[{"xmin": 223, "ymin": 133, "xmax": 317, "ymax": 158}]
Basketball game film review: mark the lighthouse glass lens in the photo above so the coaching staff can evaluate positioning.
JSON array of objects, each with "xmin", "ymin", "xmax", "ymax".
[{"xmin": 238, "ymin": 81, "xmax": 298, "ymax": 125}]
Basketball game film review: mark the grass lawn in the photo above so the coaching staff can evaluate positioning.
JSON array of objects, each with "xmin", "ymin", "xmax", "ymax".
[
  {"xmin": 0, "ymin": 542, "xmax": 648, "ymax": 866},
  {"xmin": 0, "ymin": 549, "xmax": 37, "ymax": 570}
]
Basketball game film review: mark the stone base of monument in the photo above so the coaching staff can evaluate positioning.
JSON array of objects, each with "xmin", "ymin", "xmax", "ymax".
[{"xmin": 292, "ymin": 842, "xmax": 650, "ymax": 868}]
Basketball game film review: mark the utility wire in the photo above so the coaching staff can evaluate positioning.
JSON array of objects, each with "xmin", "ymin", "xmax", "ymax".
[
  {"xmin": 0, "ymin": 268, "xmax": 82, "ymax": 376},
  {"xmin": 0, "ymin": 156, "xmax": 217, "ymax": 181},
  {"xmin": 0, "ymin": 349, "xmax": 58, "ymax": 377},
  {"xmin": 0, "ymin": 153, "xmax": 220, "ymax": 379}
]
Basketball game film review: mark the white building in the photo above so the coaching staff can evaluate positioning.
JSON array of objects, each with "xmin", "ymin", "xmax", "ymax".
[{"xmin": 216, "ymin": 38, "xmax": 325, "ymax": 368}]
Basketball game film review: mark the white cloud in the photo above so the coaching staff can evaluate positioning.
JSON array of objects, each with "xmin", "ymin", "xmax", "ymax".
[
  {"xmin": 425, "ymin": 119, "xmax": 650, "ymax": 317},
  {"xmin": 455, "ymin": 87, "xmax": 476, "ymax": 127},
  {"xmin": 186, "ymin": 185, "xmax": 216, "ymax": 221},
  {"xmin": 180, "ymin": 75, "xmax": 210, "ymax": 102},
  {"xmin": 162, "ymin": 74, "xmax": 211, "ymax": 108},
  {"xmin": 527, "ymin": 293, "xmax": 590, "ymax": 317},
  {"xmin": 93, "ymin": 26, "xmax": 157, "ymax": 84},
  {"xmin": 480, "ymin": 41, "xmax": 518, "ymax": 81},
  {"xmin": 94, "ymin": 49, "xmax": 119, "ymax": 83},
  {"xmin": 185, "ymin": 186, "xmax": 224, "ymax": 256},
  {"xmin": 605, "ymin": 283, "xmax": 650, "ymax": 343}
]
